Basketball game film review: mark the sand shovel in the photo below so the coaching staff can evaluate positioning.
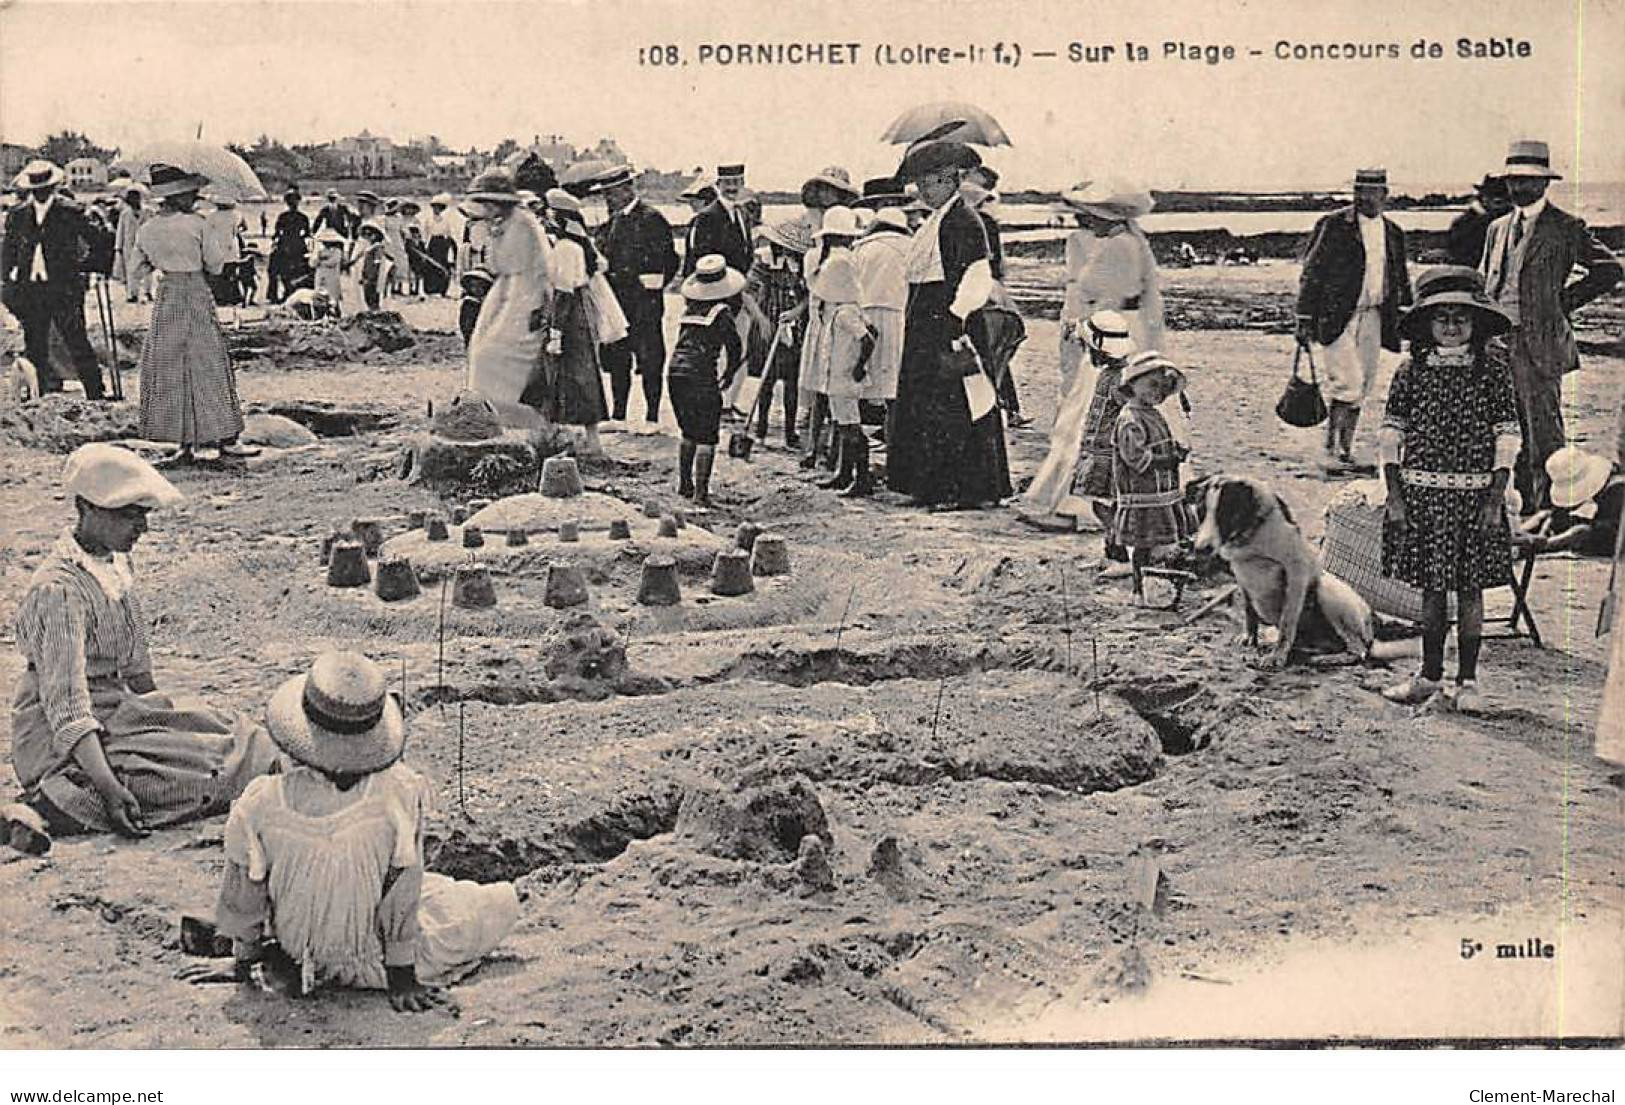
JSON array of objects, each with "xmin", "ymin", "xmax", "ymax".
[{"xmin": 727, "ymin": 320, "xmax": 788, "ymax": 462}]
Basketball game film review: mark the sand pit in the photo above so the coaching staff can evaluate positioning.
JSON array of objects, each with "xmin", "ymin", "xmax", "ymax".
[{"xmin": 0, "ymin": 273, "xmax": 1619, "ymax": 1049}]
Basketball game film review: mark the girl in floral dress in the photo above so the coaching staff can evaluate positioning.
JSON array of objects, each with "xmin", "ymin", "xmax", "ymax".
[
  {"xmin": 1378, "ymin": 267, "xmax": 1519, "ymax": 712},
  {"xmin": 1112, "ymin": 352, "xmax": 1191, "ymax": 599}
]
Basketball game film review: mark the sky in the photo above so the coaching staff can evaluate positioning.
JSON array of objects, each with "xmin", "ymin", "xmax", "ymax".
[{"xmin": 1, "ymin": 0, "xmax": 1622, "ymax": 193}]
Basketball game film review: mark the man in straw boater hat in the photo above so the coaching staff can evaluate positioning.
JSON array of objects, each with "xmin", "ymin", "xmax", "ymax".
[
  {"xmin": 183, "ymin": 650, "xmax": 519, "ymax": 1008},
  {"xmin": 1296, "ymin": 167, "xmax": 1413, "ymax": 475},
  {"xmin": 683, "ymin": 162, "xmax": 753, "ymax": 277},
  {"xmin": 589, "ymin": 163, "xmax": 680, "ymax": 427},
  {"xmin": 1479, "ymin": 138, "xmax": 1621, "ymax": 513},
  {"xmin": 0, "ymin": 160, "xmax": 108, "ymax": 399},
  {"xmin": 3, "ymin": 444, "xmax": 280, "ymax": 850},
  {"xmin": 311, "ymin": 188, "xmax": 357, "ymax": 241}
]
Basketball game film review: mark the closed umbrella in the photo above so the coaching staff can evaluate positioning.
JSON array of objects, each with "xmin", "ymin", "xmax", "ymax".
[
  {"xmin": 880, "ymin": 102, "xmax": 1011, "ymax": 147},
  {"xmin": 113, "ymin": 141, "xmax": 268, "ymax": 201}
]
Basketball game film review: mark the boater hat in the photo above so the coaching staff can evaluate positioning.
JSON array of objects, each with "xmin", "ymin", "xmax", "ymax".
[
  {"xmin": 267, "ymin": 651, "xmax": 406, "ymax": 776},
  {"xmin": 316, "ymin": 227, "xmax": 348, "ymax": 245},
  {"xmin": 1500, "ymin": 139, "xmax": 1562, "ymax": 180},
  {"xmin": 431, "ymin": 191, "xmax": 453, "ymax": 207},
  {"xmin": 1546, "ymin": 447, "xmax": 1616, "ymax": 509},
  {"xmin": 853, "ymin": 176, "xmax": 911, "ymax": 209},
  {"xmin": 1353, "ymin": 168, "xmax": 1389, "ymax": 190},
  {"xmin": 681, "ymin": 254, "xmax": 746, "ymax": 301},
  {"xmin": 1398, "ymin": 265, "xmax": 1512, "ymax": 341},
  {"xmin": 64, "ymin": 443, "xmax": 183, "ymax": 510},
  {"xmin": 716, "ymin": 163, "xmax": 746, "ymax": 182},
  {"xmin": 147, "ymin": 163, "xmax": 212, "ymax": 199},
  {"xmin": 587, "ymin": 165, "xmax": 635, "ymax": 193},
  {"xmin": 13, "ymin": 160, "xmax": 65, "ymax": 192},
  {"xmin": 353, "ymin": 189, "xmax": 382, "ymax": 206},
  {"xmin": 1084, "ymin": 310, "xmax": 1136, "ymax": 361}
]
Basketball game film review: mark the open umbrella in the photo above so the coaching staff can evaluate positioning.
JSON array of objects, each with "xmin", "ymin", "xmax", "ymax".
[
  {"xmin": 113, "ymin": 141, "xmax": 267, "ymax": 201},
  {"xmin": 881, "ymin": 102, "xmax": 1011, "ymax": 147}
]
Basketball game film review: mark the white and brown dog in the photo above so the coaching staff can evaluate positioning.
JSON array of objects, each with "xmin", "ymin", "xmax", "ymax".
[{"xmin": 1193, "ymin": 475, "xmax": 1390, "ymax": 669}]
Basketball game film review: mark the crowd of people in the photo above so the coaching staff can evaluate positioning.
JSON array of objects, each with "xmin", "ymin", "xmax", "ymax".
[{"xmin": 0, "ymin": 133, "xmax": 1622, "ymax": 1011}]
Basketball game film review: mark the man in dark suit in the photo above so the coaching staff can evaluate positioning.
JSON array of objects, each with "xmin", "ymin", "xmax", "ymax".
[
  {"xmin": 311, "ymin": 189, "xmax": 357, "ymax": 240},
  {"xmin": 1296, "ymin": 168, "xmax": 1412, "ymax": 472},
  {"xmin": 1480, "ymin": 139, "xmax": 1622, "ymax": 511},
  {"xmin": 591, "ymin": 165, "xmax": 680, "ymax": 425},
  {"xmin": 1446, "ymin": 174, "xmax": 1511, "ymax": 267},
  {"xmin": 683, "ymin": 162, "xmax": 752, "ymax": 276},
  {"xmin": 0, "ymin": 161, "xmax": 106, "ymax": 398}
]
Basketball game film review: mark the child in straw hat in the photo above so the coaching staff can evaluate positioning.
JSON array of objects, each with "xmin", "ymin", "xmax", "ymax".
[
  {"xmin": 1112, "ymin": 352, "xmax": 1192, "ymax": 598},
  {"xmin": 743, "ymin": 219, "xmax": 814, "ymax": 445},
  {"xmin": 668, "ymin": 254, "xmax": 746, "ymax": 506},
  {"xmin": 183, "ymin": 651, "xmax": 519, "ymax": 1011}
]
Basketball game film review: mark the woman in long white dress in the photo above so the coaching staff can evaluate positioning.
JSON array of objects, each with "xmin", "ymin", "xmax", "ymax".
[
  {"xmin": 1055, "ymin": 180, "xmax": 1165, "ymax": 399},
  {"xmin": 464, "ymin": 169, "xmax": 553, "ymax": 429}
]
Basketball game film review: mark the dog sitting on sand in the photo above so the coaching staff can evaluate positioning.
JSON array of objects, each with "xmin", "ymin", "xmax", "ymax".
[{"xmin": 1193, "ymin": 475, "xmax": 1410, "ymax": 669}]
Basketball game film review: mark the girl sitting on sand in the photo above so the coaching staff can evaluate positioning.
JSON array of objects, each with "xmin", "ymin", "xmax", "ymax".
[
  {"xmin": 1112, "ymin": 351, "xmax": 1192, "ymax": 600},
  {"xmin": 183, "ymin": 651, "xmax": 519, "ymax": 1012},
  {"xmin": 667, "ymin": 254, "xmax": 745, "ymax": 507},
  {"xmin": 1378, "ymin": 267, "xmax": 1519, "ymax": 712}
]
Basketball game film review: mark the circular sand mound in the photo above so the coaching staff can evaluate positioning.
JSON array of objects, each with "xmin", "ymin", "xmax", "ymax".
[
  {"xmin": 468, "ymin": 491, "xmax": 649, "ymax": 533},
  {"xmin": 383, "ymin": 519, "xmax": 723, "ymax": 579}
]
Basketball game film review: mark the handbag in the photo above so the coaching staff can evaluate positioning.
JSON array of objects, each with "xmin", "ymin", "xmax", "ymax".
[
  {"xmin": 1275, "ymin": 345, "xmax": 1328, "ymax": 428},
  {"xmin": 946, "ymin": 339, "xmax": 997, "ymax": 422}
]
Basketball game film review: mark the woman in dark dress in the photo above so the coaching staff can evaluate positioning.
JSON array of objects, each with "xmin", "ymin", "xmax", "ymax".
[{"xmin": 885, "ymin": 140, "xmax": 1012, "ymax": 510}]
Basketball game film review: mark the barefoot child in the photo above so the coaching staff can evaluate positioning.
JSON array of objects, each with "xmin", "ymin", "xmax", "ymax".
[
  {"xmin": 1378, "ymin": 266, "xmax": 1519, "ymax": 712},
  {"xmin": 1112, "ymin": 351, "xmax": 1192, "ymax": 599},
  {"xmin": 668, "ymin": 254, "xmax": 745, "ymax": 507},
  {"xmin": 192, "ymin": 651, "xmax": 519, "ymax": 1011}
]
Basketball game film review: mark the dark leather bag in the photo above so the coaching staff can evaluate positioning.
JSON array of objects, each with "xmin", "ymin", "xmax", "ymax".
[{"xmin": 1275, "ymin": 345, "xmax": 1328, "ymax": 428}]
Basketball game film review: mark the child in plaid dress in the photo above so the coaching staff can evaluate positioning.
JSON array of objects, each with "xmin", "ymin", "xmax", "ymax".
[
  {"xmin": 1112, "ymin": 352, "xmax": 1191, "ymax": 598},
  {"xmin": 1378, "ymin": 267, "xmax": 1519, "ymax": 712}
]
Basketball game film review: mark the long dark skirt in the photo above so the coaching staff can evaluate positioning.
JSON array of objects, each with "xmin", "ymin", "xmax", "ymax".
[
  {"xmin": 521, "ymin": 291, "xmax": 608, "ymax": 426},
  {"xmin": 424, "ymin": 235, "xmax": 456, "ymax": 296},
  {"xmin": 885, "ymin": 282, "xmax": 1013, "ymax": 506}
]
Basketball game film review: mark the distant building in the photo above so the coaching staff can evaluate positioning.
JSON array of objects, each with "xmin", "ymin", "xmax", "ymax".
[
  {"xmin": 529, "ymin": 134, "xmax": 576, "ymax": 168},
  {"xmin": 585, "ymin": 138, "xmax": 628, "ymax": 166},
  {"xmin": 328, "ymin": 130, "xmax": 396, "ymax": 178},
  {"xmin": 431, "ymin": 153, "xmax": 484, "ymax": 175},
  {"xmin": 65, "ymin": 157, "xmax": 108, "ymax": 188}
]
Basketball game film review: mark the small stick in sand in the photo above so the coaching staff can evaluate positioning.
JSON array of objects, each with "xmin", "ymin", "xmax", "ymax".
[
  {"xmin": 1182, "ymin": 583, "xmax": 1240, "ymax": 626},
  {"xmin": 1092, "ymin": 636, "xmax": 1101, "ymax": 718},
  {"xmin": 1058, "ymin": 566, "xmax": 1075, "ymax": 676},
  {"xmin": 833, "ymin": 582, "xmax": 858, "ymax": 654},
  {"xmin": 436, "ymin": 576, "xmax": 449, "ymax": 711},
  {"xmin": 457, "ymin": 701, "xmax": 469, "ymax": 819},
  {"xmin": 400, "ymin": 655, "xmax": 408, "ymax": 716},
  {"xmin": 929, "ymin": 675, "xmax": 947, "ymax": 739}
]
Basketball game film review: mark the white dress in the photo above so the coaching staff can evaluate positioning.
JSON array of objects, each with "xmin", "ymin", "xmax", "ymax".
[{"xmin": 467, "ymin": 208, "xmax": 553, "ymax": 427}]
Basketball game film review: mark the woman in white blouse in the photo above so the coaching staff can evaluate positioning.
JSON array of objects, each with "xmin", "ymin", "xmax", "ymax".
[
  {"xmin": 133, "ymin": 165, "xmax": 257, "ymax": 465},
  {"xmin": 1056, "ymin": 180, "xmax": 1165, "ymax": 398}
]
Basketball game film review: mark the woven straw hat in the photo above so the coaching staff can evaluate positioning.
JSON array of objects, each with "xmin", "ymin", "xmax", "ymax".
[
  {"xmin": 267, "ymin": 651, "xmax": 406, "ymax": 776},
  {"xmin": 681, "ymin": 254, "xmax": 746, "ymax": 301}
]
